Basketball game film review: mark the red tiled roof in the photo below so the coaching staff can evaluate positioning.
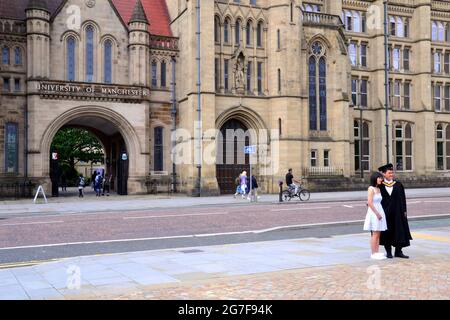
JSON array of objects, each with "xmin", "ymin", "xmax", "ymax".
[{"xmin": 0, "ymin": 0, "xmax": 172, "ymax": 36}]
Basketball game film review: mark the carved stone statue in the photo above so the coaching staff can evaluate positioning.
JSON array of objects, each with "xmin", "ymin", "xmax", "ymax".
[{"xmin": 234, "ymin": 53, "xmax": 245, "ymax": 92}]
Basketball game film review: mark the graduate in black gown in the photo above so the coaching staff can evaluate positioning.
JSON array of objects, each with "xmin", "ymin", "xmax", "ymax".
[{"xmin": 378, "ymin": 163, "xmax": 413, "ymax": 259}]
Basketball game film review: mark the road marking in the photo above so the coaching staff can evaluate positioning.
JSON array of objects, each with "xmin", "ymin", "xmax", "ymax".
[
  {"xmin": 271, "ymin": 207, "xmax": 331, "ymax": 212},
  {"xmin": 412, "ymin": 233, "xmax": 450, "ymax": 243},
  {"xmin": 0, "ymin": 213, "xmax": 448, "ymax": 251},
  {"xmin": 0, "ymin": 221, "xmax": 64, "ymax": 227},
  {"xmin": 423, "ymin": 200, "xmax": 450, "ymax": 203},
  {"xmin": 123, "ymin": 212, "xmax": 229, "ymax": 220}
]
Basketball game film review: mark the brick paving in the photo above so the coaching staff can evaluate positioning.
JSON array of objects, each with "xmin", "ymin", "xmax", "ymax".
[{"xmin": 96, "ymin": 256, "xmax": 450, "ymax": 300}]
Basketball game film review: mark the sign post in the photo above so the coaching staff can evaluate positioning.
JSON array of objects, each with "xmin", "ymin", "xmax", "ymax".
[
  {"xmin": 244, "ymin": 145, "xmax": 257, "ymax": 202},
  {"xmin": 33, "ymin": 185, "xmax": 48, "ymax": 204}
]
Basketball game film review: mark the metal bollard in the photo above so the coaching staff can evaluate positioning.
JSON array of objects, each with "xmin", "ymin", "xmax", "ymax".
[{"xmin": 278, "ymin": 180, "xmax": 283, "ymax": 202}]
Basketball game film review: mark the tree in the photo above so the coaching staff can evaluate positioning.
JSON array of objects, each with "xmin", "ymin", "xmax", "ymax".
[{"xmin": 51, "ymin": 127, "xmax": 104, "ymax": 174}]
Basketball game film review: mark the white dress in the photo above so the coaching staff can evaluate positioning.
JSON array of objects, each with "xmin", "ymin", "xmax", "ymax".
[{"xmin": 363, "ymin": 188, "xmax": 388, "ymax": 231}]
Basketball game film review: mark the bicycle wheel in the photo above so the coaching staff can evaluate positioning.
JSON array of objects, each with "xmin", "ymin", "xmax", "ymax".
[
  {"xmin": 282, "ymin": 190, "xmax": 292, "ymax": 201},
  {"xmin": 299, "ymin": 189, "xmax": 310, "ymax": 201}
]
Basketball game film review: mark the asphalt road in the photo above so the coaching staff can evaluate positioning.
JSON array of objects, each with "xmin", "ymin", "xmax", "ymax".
[{"xmin": 1, "ymin": 197, "xmax": 450, "ymax": 265}]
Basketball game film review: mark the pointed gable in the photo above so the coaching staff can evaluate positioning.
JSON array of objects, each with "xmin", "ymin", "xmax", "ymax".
[{"xmin": 0, "ymin": 0, "xmax": 172, "ymax": 37}]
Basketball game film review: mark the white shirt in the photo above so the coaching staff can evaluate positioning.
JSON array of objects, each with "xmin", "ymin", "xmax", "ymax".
[{"xmin": 384, "ymin": 179, "xmax": 394, "ymax": 196}]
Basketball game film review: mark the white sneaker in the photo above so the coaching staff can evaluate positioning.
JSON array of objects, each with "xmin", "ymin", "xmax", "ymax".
[{"xmin": 371, "ymin": 253, "xmax": 387, "ymax": 260}]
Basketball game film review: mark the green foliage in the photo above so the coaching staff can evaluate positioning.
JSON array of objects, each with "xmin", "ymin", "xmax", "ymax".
[{"xmin": 51, "ymin": 127, "xmax": 104, "ymax": 172}]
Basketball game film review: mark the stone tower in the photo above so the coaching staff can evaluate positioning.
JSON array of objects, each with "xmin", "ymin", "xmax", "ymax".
[
  {"xmin": 26, "ymin": 0, "xmax": 50, "ymax": 79},
  {"xmin": 128, "ymin": 0, "xmax": 150, "ymax": 86}
]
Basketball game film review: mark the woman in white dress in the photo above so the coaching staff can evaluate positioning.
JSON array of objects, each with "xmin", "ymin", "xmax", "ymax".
[{"xmin": 364, "ymin": 172, "xmax": 388, "ymax": 260}]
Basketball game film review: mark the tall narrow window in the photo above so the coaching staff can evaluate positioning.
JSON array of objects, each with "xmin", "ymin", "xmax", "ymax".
[
  {"xmin": 319, "ymin": 57, "xmax": 327, "ymax": 130},
  {"xmin": 445, "ymin": 85, "xmax": 450, "ymax": 112},
  {"xmin": 310, "ymin": 150, "xmax": 317, "ymax": 167},
  {"xmin": 246, "ymin": 61, "xmax": 252, "ymax": 93},
  {"xmin": 257, "ymin": 22, "xmax": 262, "ymax": 47},
  {"xmin": 214, "ymin": 17, "xmax": 220, "ymax": 43},
  {"xmin": 86, "ymin": 26, "xmax": 94, "ymax": 82},
  {"xmin": 309, "ymin": 56, "xmax": 317, "ymax": 130},
  {"xmin": 224, "ymin": 59, "xmax": 229, "ymax": 91},
  {"xmin": 235, "ymin": 20, "xmax": 241, "ymax": 45},
  {"xmin": 360, "ymin": 43, "xmax": 367, "ymax": 67},
  {"xmin": 14, "ymin": 47, "xmax": 21, "ymax": 65},
  {"xmin": 360, "ymin": 79, "xmax": 368, "ymax": 108},
  {"xmin": 444, "ymin": 53, "xmax": 450, "ymax": 74},
  {"xmin": 309, "ymin": 42, "xmax": 327, "ymax": 131},
  {"xmin": 224, "ymin": 19, "xmax": 229, "ymax": 43},
  {"xmin": 351, "ymin": 78, "xmax": 358, "ymax": 106},
  {"xmin": 434, "ymin": 52, "xmax": 442, "ymax": 73},
  {"xmin": 279, "ymin": 118, "xmax": 282, "ymax": 136},
  {"xmin": 403, "ymin": 48, "xmax": 410, "ymax": 71},
  {"xmin": 404, "ymin": 82, "xmax": 411, "ymax": 110},
  {"xmin": 278, "ymin": 69, "xmax": 281, "ymax": 93},
  {"xmin": 151, "ymin": 61, "xmax": 157, "ymax": 87},
  {"xmin": 161, "ymin": 61, "xmax": 167, "ymax": 87},
  {"xmin": 277, "ymin": 29, "xmax": 281, "ymax": 50},
  {"xmin": 432, "ymin": 22, "xmax": 438, "ymax": 41},
  {"xmin": 349, "ymin": 42, "xmax": 357, "ymax": 66},
  {"xmin": 324, "ymin": 150, "xmax": 330, "ymax": 167},
  {"xmin": 435, "ymin": 85, "xmax": 441, "ymax": 111},
  {"xmin": 104, "ymin": 40, "xmax": 112, "ymax": 84},
  {"xmin": 437, "ymin": 124, "xmax": 444, "ymax": 170},
  {"xmin": 67, "ymin": 36, "xmax": 75, "ymax": 81},
  {"xmin": 2, "ymin": 46, "xmax": 9, "ymax": 65},
  {"xmin": 5, "ymin": 123, "xmax": 18, "ymax": 174},
  {"xmin": 393, "ymin": 47, "xmax": 400, "ymax": 70},
  {"xmin": 246, "ymin": 22, "xmax": 252, "ymax": 46},
  {"xmin": 394, "ymin": 123, "xmax": 413, "ymax": 171},
  {"xmin": 154, "ymin": 127, "xmax": 164, "ymax": 172},
  {"xmin": 257, "ymin": 61, "xmax": 262, "ymax": 94},
  {"xmin": 354, "ymin": 121, "xmax": 370, "ymax": 172},
  {"xmin": 3, "ymin": 77, "xmax": 10, "ymax": 92},
  {"xmin": 393, "ymin": 80, "xmax": 401, "ymax": 109},
  {"xmin": 215, "ymin": 58, "xmax": 219, "ymax": 92}
]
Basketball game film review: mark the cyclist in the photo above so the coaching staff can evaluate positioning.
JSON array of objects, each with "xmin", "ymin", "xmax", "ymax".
[{"xmin": 285, "ymin": 168, "xmax": 302, "ymax": 196}]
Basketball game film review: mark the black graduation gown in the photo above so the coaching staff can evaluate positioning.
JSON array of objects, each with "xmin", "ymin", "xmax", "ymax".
[{"xmin": 379, "ymin": 181, "xmax": 413, "ymax": 248}]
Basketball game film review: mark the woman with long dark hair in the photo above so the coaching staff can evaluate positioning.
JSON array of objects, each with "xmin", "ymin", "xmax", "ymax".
[{"xmin": 364, "ymin": 172, "xmax": 388, "ymax": 260}]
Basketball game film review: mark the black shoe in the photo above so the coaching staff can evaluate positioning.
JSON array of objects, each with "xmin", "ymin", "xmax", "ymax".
[
  {"xmin": 395, "ymin": 252, "xmax": 409, "ymax": 259},
  {"xmin": 386, "ymin": 253, "xmax": 393, "ymax": 259}
]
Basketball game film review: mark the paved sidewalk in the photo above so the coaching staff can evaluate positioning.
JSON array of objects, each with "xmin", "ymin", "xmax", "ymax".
[
  {"xmin": 1, "ymin": 187, "xmax": 449, "ymax": 217},
  {"xmin": 0, "ymin": 226, "xmax": 448, "ymax": 300}
]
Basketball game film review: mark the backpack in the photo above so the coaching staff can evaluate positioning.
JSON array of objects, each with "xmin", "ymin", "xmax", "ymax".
[
  {"xmin": 79, "ymin": 177, "xmax": 85, "ymax": 187},
  {"xmin": 235, "ymin": 177, "xmax": 240, "ymax": 185}
]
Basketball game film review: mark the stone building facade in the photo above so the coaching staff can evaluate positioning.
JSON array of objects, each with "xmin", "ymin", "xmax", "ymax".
[{"xmin": 1, "ymin": 0, "xmax": 450, "ymax": 196}]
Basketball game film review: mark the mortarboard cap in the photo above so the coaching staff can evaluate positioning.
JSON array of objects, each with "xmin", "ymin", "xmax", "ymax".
[{"xmin": 378, "ymin": 163, "xmax": 394, "ymax": 173}]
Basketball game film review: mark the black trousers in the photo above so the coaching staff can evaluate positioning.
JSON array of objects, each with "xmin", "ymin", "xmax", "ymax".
[{"xmin": 384, "ymin": 245, "xmax": 403, "ymax": 254}]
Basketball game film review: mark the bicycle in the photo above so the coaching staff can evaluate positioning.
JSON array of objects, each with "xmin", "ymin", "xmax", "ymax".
[{"xmin": 282, "ymin": 185, "xmax": 311, "ymax": 201}]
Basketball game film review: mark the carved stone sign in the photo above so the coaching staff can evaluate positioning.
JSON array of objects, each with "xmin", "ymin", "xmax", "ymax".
[{"xmin": 36, "ymin": 82, "xmax": 149, "ymax": 101}]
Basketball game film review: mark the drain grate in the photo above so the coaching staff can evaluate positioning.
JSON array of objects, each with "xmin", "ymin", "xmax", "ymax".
[{"xmin": 178, "ymin": 249, "xmax": 204, "ymax": 254}]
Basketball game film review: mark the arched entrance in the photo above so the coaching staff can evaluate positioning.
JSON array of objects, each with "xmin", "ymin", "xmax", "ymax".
[
  {"xmin": 216, "ymin": 119, "xmax": 251, "ymax": 194},
  {"xmin": 49, "ymin": 116, "xmax": 129, "ymax": 196},
  {"xmin": 39, "ymin": 106, "xmax": 143, "ymax": 196}
]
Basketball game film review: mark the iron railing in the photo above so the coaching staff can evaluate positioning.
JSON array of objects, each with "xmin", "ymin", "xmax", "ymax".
[
  {"xmin": 0, "ymin": 181, "xmax": 35, "ymax": 199},
  {"xmin": 302, "ymin": 167, "xmax": 345, "ymax": 177}
]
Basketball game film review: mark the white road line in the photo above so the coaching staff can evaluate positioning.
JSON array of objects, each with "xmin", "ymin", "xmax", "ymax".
[
  {"xmin": 343, "ymin": 205, "xmax": 354, "ymax": 208},
  {"xmin": 0, "ymin": 221, "xmax": 64, "ymax": 227},
  {"xmin": 123, "ymin": 212, "xmax": 229, "ymax": 220},
  {"xmin": 0, "ymin": 213, "xmax": 448, "ymax": 251},
  {"xmin": 272, "ymin": 207, "xmax": 331, "ymax": 212},
  {"xmin": 423, "ymin": 200, "xmax": 450, "ymax": 203}
]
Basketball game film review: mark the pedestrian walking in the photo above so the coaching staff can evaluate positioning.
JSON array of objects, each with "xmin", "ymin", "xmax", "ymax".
[
  {"xmin": 102, "ymin": 174, "xmax": 111, "ymax": 196},
  {"xmin": 248, "ymin": 175, "xmax": 260, "ymax": 201},
  {"xmin": 77, "ymin": 174, "xmax": 85, "ymax": 198},
  {"xmin": 378, "ymin": 163, "xmax": 412, "ymax": 259},
  {"xmin": 239, "ymin": 171, "xmax": 248, "ymax": 199},
  {"xmin": 363, "ymin": 172, "xmax": 388, "ymax": 260},
  {"xmin": 91, "ymin": 171, "xmax": 97, "ymax": 189},
  {"xmin": 60, "ymin": 173, "xmax": 67, "ymax": 192},
  {"xmin": 94, "ymin": 172, "xmax": 103, "ymax": 197}
]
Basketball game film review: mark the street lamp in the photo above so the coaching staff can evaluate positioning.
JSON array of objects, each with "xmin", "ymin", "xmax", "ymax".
[{"xmin": 384, "ymin": 0, "xmax": 390, "ymax": 164}]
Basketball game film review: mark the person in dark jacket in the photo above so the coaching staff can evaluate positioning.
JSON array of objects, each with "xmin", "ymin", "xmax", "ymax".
[
  {"xmin": 248, "ymin": 175, "xmax": 260, "ymax": 201},
  {"xmin": 378, "ymin": 163, "xmax": 412, "ymax": 259}
]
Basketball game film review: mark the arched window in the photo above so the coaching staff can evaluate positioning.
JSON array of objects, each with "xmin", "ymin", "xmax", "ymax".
[
  {"xmin": 390, "ymin": 16, "xmax": 396, "ymax": 36},
  {"xmin": 2, "ymin": 46, "xmax": 9, "ymax": 65},
  {"xmin": 257, "ymin": 22, "xmax": 263, "ymax": 47},
  {"xmin": 14, "ymin": 47, "xmax": 21, "ymax": 65},
  {"xmin": 161, "ymin": 61, "xmax": 167, "ymax": 87},
  {"xmin": 309, "ymin": 41, "xmax": 327, "ymax": 131},
  {"xmin": 432, "ymin": 22, "xmax": 438, "ymax": 41},
  {"xmin": 85, "ymin": 26, "xmax": 94, "ymax": 82},
  {"xmin": 396, "ymin": 17, "xmax": 404, "ymax": 37},
  {"xmin": 67, "ymin": 36, "xmax": 76, "ymax": 81},
  {"xmin": 309, "ymin": 56, "xmax": 317, "ymax": 130},
  {"xmin": 438, "ymin": 22, "xmax": 445, "ymax": 42},
  {"xmin": 5, "ymin": 123, "xmax": 18, "ymax": 174},
  {"xmin": 214, "ymin": 16, "xmax": 220, "ymax": 43},
  {"xmin": 235, "ymin": 20, "xmax": 241, "ymax": 44},
  {"xmin": 154, "ymin": 127, "xmax": 164, "ymax": 172},
  {"xmin": 246, "ymin": 21, "xmax": 252, "ymax": 46},
  {"xmin": 224, "ymin": 18, "xmax": 230, "ymax": 43},
  {"xmin": 151, "ymin": 61, "xmax": 157, "ymax": 87},
  {"xmin": 104, "ymin": 40, "xmax": 112, "ymax": 84}
]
